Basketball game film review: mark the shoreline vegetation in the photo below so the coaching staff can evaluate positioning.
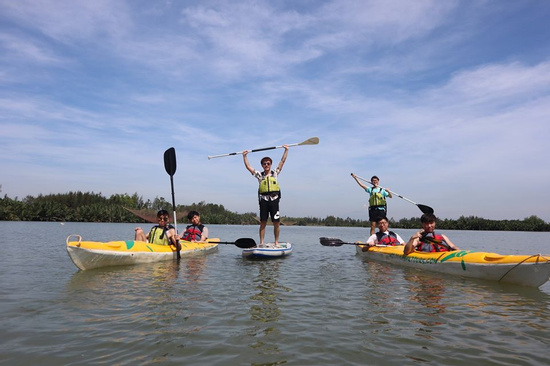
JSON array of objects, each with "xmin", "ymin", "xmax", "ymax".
[{"xmin": 1, "ymin": 192, "xmax": 549, "ymax": 232}]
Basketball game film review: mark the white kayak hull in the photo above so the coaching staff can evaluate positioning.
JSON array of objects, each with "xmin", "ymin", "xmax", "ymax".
[
  {"xmin": 66, "ymin": 235, "xmax": 219, "ymax": 270},
  {"xmin": 242, "ymin": 242, "xmax": 292, "ymax": 259}
]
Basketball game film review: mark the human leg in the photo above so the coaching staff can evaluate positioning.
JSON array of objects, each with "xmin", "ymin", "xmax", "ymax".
[
  {"xmin": 368, "ymin": 207, "xmax": 377, "ymax": 235},
  {"xmin": 135, "ymin": 227, "xmax": 147, "ymax": 242},
  {"xmin": 259, "ymin": 200, "xmax": 270, "ymax": 244},
  {"xmin": 273, "ymin": 222, "xmax": 280, "ymax": 245},
  {"xmin": 270, "ymin": 200, "xmax": 281, "ymax": 244},
  {"xmin": 369, "ymin": 207, "xmax": 386, "ymax": 235},
  {"xmin": 259, "ymin": 221, "xmax": 267, "ymax": 244},
  {"xmin": 370, "ymin": 221, "xmax": 376, "ymax": 236}
]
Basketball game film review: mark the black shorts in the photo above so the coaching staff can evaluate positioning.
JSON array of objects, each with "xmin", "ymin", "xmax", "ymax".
[
  {"xmin": 368, "ymin": 206, "xmax": 387, "ymax": 222},
  {"xmin": 259, "ymin": 199, "xmax": 280, "ymax": 222}
]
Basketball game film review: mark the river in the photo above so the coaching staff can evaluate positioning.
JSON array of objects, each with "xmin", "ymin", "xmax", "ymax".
[{"xmin": 1, "ymin": 222, "xmax": 549, "ymax": 365}]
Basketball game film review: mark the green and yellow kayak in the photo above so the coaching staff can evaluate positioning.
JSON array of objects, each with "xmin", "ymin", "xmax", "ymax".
[
  {"xmin": 356, "ymin": 245, "xmax": 550, "ymax": 287},
  {"xmin": 66, "ymin": 235, "xmax": 219, "ymax": 270}
]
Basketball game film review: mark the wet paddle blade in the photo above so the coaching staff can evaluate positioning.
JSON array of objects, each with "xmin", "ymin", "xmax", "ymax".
[
  {"xmin": 234, "ymin": 238, "xmax": 257, "ymax": 248},
  {"xmin": 319, "ymin": 237, "xmax": 345, "ymax": 246},
  {"xmin": 164, "ymin": 147, "xmax": 177, "ymax": 176}
]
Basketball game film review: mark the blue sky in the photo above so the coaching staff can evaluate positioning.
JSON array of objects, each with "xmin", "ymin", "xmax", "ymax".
[{"xmin": 1, "ymin": 0, "xmax": 550, "ymax": 222}]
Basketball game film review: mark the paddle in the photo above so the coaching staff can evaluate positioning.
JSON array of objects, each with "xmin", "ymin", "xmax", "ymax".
[
  {"xmin": 351, "ymin": 173, "xmax": 434, "ymax": 214},
  {"xmin": 319, "ymin": 237, "xmax": 391, "ymax": 249},
  {"xmin": 215, "ymin": 238, "xmax": 258, "ymax": 249},
  {"xmin": 319, "ymin": 237, "xmax": 361, "ymax": 246},
  {"xmin": 208, "ymin": 137, "xmax": 319, "ymax": 159},
  {"xmin": 164, "ymin": 147, "xmax": 181, "ymax": 259}
]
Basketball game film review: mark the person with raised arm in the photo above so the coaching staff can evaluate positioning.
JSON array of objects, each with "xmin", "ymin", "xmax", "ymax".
[{"xmin": 243, "ymin": 145, "xmax": 289, "ymax": 246}]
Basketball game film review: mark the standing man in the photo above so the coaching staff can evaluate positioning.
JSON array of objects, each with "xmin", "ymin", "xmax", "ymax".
[
  {"xmin": 351, "ymin": 174, "xmax": 392, "ymax": 235},
  {"xmin": 243, "ymin": 145, "xmax": 289, "ymax": 245}
]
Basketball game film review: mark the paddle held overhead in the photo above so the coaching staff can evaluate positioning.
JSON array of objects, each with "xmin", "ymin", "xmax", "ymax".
[
  {"xmin": 351, "ymin": 173, "xmax": 434, "ymax": 214},
  {"xmin": 208, "ymin": 137, "xmax": 319, "ymax": 159}
]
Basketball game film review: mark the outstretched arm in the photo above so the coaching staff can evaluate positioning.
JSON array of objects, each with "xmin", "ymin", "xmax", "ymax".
[
  {"xmin": 351, "ymin": 173, "xmax": 368, "ymax": 190},
  {"xmin": 243, "ymin": 150, "xmax": 255, "ymax": 174},
  {"xmin": 441, "ymin": 234, "xmax": 458, "ymax": 250},
  {"xmin": 277, "ymin": 145, "xmax": 289, "ymax": 172}
]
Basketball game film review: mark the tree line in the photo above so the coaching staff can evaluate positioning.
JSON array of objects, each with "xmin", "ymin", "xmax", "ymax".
[{"xmin": 1, "ymin": 192, "xmax": 549, "ymax": 231}]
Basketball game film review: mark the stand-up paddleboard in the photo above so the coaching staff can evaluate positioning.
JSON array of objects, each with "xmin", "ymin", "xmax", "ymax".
[{"xmin": 242, "ymin": 242, "xmax": 292, "ymax": 259}]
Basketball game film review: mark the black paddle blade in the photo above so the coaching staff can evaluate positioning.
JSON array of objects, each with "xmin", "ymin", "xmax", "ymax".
[
  {"xmin": 418, "ymin": 204, "xmax": 434, "ymax": 214},
  {"xmin": 234, "ymin": 238, "xmax": 257, "ymax": 248},
  {"xmin": 319, "ymin": 237, "xmax": 344, "ymax": 247},
  {"xmin": 164, "ymin": 147, "xmax": 177, "ymax": 176}
]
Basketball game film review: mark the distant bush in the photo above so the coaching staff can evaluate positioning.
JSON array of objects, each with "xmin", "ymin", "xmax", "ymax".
[{"xmin": 1, "ymin": 193, "xmax": 548, "ymax": 231}]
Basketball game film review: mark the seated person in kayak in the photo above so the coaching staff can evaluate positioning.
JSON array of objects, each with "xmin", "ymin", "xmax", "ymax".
[
  {"xmin": 404, "ymin": 213, "xmax": 458, "ymax": 255},
  {"xmin": 134, "ymin": 209, "xmax": 177, "ymax": 246},
  {"xmin": 180, "ymin": 210, "xmax": 209, "ymax": 242},
  {"xmin": 365, "ymin": 216, "xmax": 405, "ymax": 247}
]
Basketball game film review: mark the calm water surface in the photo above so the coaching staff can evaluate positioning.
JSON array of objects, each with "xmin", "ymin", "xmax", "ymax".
[{"xmin": 1, "ymin": 222, "xmax": 549, "ymax": 365}]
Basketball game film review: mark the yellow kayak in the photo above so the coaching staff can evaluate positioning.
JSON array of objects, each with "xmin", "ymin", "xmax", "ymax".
[
  {"xmin": 355, "ymin": 244, "xmax": 550, "ymax": 287},
  {"xmin": 66, "ymin": 234, "xmax": 219, "ymax": 270}
]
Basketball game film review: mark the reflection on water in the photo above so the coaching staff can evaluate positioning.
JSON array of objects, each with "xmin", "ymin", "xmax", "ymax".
[
  {"xmin": 405, "ymin": 273, "xmax": 447, "ymax": 332},
  {"xmin": 406, "ymin": 274, "xmax": 447, "ymax": 314},
  {"xmin": 249, "ymin": 261, "xmax": 282, "ymax": 324},
  {"xmin": 3, "ymin": 222, "xmax": 550, "ymax": 366},
  {"xmin": 246, "ymin": 259, "xmax": 291, "ymax": 364},
  {"xmin": 62, "ymin": 255, "xmax": 216, "ymax": 360}
]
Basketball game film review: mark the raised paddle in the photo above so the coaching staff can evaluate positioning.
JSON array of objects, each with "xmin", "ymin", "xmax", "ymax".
[
  {"xmin": 208, "ymin": 136, "xmax": 319, "ymax": 160},
  {"xmin": 164, "ymin": 147, "xmax": 181, "ymax": 259},
  {"xmin": 351, "ymin": 173, "xmax": 434, "ymax": 214}
]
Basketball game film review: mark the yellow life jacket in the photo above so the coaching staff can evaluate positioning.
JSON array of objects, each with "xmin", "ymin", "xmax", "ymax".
[
  {"xmin": 368, "ymin": 188, "xmax": 386, "ymax": 207},
  {"xmin": 148, "ymin": 225, "xmax": 172, "ymax": 246},
  {"xmin": 258, "ymin": 171, "xmax": 281, "ymax": 196}
]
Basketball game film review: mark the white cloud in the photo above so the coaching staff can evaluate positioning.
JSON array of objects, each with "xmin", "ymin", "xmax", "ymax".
[
  {"xmin": 0, "ymin": 0, "xmax": 132, "ymax": 43},
  {"xmin": 0, "ymin": 0, "xmax": 549, "ymax": 222}
]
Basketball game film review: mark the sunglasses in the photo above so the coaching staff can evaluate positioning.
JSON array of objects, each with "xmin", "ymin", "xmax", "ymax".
[
  {"xmin": 158, "ymin": 217, "xmax": 169, "ymax": 222},
  {"xmin": 262, "ymin": 162, "xmax": 271, "ymax": 166}
]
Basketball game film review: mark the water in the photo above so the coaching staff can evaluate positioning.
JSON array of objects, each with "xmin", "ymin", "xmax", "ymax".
[{"xmin": 1, "ymin": 222, "xmax": 549, "ymax": 365}]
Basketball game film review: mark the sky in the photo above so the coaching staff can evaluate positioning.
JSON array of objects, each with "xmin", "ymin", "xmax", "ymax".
[{"xmin": 1, "ymin": 0, "xmax": 550, "ymax": 222}]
